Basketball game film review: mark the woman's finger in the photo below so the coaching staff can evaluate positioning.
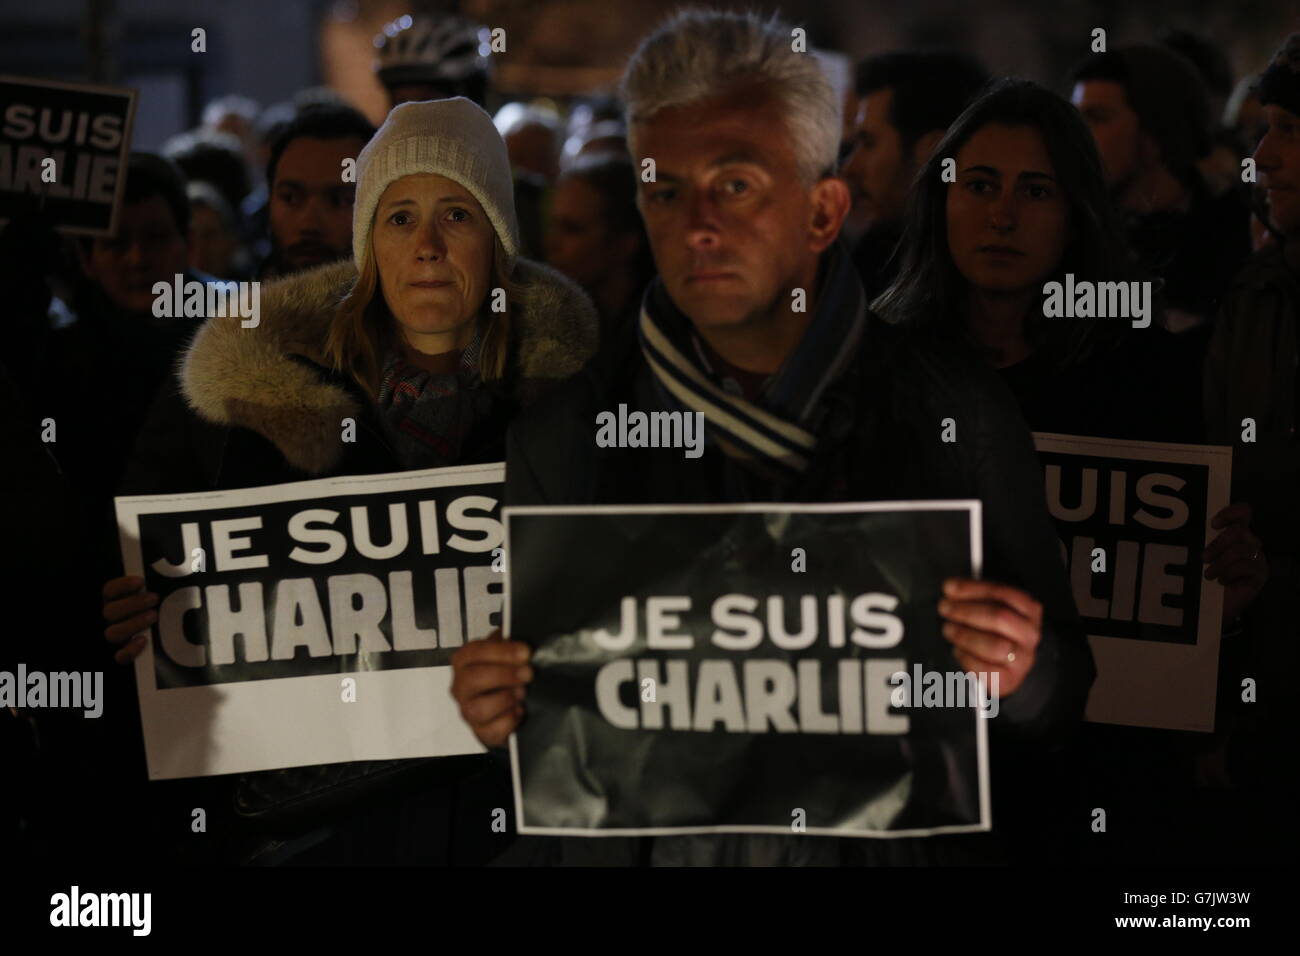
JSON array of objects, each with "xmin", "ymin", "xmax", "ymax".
[{"xmin": 104, "ymin": 612, "xmax": 157, "ymax": 646}]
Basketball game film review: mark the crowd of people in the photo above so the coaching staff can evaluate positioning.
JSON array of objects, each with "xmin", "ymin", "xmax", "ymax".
[{"xmin": 2, "ymin": 7, "xmax": 1296, "ymax": 867}]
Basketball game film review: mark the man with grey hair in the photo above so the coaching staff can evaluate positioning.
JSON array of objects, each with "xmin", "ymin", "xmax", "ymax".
[{"xmin": 452, "ymin": 8, "xmax": 1093, "ymax": 865}]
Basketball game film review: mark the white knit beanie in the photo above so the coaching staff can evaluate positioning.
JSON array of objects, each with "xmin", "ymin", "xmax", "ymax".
[{"xmin": 352, "ymin": 97, "xmax": 520, "ymax": 269}]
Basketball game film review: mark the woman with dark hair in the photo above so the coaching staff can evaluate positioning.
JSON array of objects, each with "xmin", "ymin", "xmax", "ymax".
[
  {"xmin": 877, "ymin": 78, "xmax": 1266, "ymax": 864},
  {"xmin": 875, "ymin": 78, "xmax": 1189, "ymax": 442}
]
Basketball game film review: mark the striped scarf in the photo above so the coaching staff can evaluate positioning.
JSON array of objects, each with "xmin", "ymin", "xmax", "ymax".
[
  {"xmin": 376, "ymin": 332, "xmax": 496, "ymax": 469},
  {"xmin": 637, "ymin": 241, "xmax": 867, "ymax": 483}
]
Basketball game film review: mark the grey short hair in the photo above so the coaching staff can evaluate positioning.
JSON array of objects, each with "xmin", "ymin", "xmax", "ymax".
[{"xmin": 619, "ymin": 8, "xmax": 840, "ymax": 185}]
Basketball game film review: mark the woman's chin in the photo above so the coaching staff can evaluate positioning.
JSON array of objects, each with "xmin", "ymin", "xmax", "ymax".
[{"xmin": 394, "ymin": 311, "xmax": 474, "ymax": 338}]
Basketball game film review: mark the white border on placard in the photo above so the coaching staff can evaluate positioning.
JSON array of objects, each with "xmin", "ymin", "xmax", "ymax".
[
  {"xmin": 504, "ymin": 499, "xmax": 990, "ymax": 839},
  {"xmin": 1032, "ymin": 432, "xmax": 1232, "ymax": 732},
  {"xmin": 113, "ymin": 462, "xmax": 502, "ymax": 779}
]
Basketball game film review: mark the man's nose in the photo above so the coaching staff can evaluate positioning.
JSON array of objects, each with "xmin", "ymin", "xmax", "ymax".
[{"xmin": 685, "ymin": 190, "xmax": 721, "ymax": 249}]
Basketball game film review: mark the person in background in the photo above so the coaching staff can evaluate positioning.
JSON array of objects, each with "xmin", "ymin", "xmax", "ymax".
[
  {"xmin": 373, "ymin": 12, "xmax": 493, "ymax": 109},
  {"xmin": 259, "ymin": 104, "xmax": 376, "ymax": 279},
  {"xmin": 841, "ymin": 50, "xmax": 989, "ymax": 300},
  {"xmin": 1226, "ymin": 74, "xmax": 1267, "ymax": 149},
  {"xmin": 1204, "ymin": 34, "xmax": 1300, "ymax": 852},
  {"xmin": 200, "ymin": 94, "xmax": 262, "ymax": 188},
  {"xmin": 495, "ymin": 103, "xmax": 563, "ymax": 185},
  {"xmin": 561, "ymin": 93, "xmax": 628, "ymax": 165},
  {"xmin": 1160, "ymin": 31, "xmax": 1251, "ymax": 208},
  {"xmin": 545, "ymin": 151, "xmax": 654, "ymax": 343},
  {"xmin": 161, "ymin": 128, "xmax": 253, "ymax": 229},
  {"xmin": 186, "ymin": 181, "xmax": 250, "ymax": 280},
  {"xmin": 1069, "ymin": 45, "xmax": 1251, "ymax": 338},
  {"xmin": 51, "ymin": 154, "xmax": 201, "ymax": 538},
  {"xmin": 240, "ymin": 100, "xmax": 298, "ymax": 262},
  {"xmin": 6, "ymin": 156, "xmax": 208, "ymax": 866},
  {"xmin": 876, "ymin": 78, "xmax": 1267, "ymax": 864}
]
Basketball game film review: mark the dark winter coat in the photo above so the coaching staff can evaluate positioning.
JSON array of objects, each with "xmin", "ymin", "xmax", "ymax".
[{"xmin": 1203, "ymin": 244, "xmax": 1300, "ymax": 803}]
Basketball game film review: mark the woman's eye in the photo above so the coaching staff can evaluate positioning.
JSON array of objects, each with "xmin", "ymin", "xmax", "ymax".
[
  {"xmin": 1026, "ymin": 184, "xmax": 1052, "ymax": 199},
  {"xmin": 965, "ymin": 180, "xmax": 993, "ymax": 194},
  {"xmin": 389, "ymin": 211, "xmax": 412, "ymax": 225},
  {"xmin": 647, "ymin": 188, "xmax": 676, "ymax": 204},
  {"xmin": 448, "ymin": 208, "xmax": 471, "ymax": 222}
]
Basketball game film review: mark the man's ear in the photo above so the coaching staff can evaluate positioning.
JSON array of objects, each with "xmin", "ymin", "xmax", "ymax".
[
  {"xmin": 807, "ymin": 176, "xmax": 851, "ymax": 253},
  {"xmin": 911, "ymin": 129, "xmax": 945, "ymax": 167}
]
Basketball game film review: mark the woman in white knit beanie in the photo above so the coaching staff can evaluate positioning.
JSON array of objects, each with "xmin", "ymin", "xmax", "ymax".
[
  {"xmin": 163, "ymin": 96, "xmax": 599, "ymax": 479},
  {"xmin": 100, "ymin": 97, "xmax": 598, "ymax": 864},
  {"xmin": 330, "ymin": 97, "xmax": 529, "ymax": 393}
]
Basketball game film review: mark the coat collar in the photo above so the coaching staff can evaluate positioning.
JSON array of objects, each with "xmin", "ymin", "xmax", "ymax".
[{"xmin": 179, "ymin": 257, "xmax": 597, "ymax": 475}]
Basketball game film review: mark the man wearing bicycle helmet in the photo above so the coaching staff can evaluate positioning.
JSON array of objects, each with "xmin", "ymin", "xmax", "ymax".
[{"xmin": 374, "ymin": 12, "xmax": 493, "ymax": 110}]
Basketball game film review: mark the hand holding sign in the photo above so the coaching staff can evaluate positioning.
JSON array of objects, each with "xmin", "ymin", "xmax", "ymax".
[
  {"xmin": 102, "ymin": 575, "xmax": 157, "ymax": 665},
  {"xmin": 1202, "ymin": 502, "xmax": 1267, "ymax": 623},
  {"xmin": 938, "ymin": 578, "xmax": 1043, "ymax": 695},
  {"xmin": 451, "ymin": 628, "xmax": 531, "ymax": 748}
]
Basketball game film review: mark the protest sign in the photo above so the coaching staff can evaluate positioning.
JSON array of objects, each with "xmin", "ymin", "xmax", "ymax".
[
  {"xmin": 114, "ymin": 463, "xmax": 502, "ymax": 779},
  {"xmin": 505, "ymin": 501, "xmax": 990, "ymax": 838},
  {"xmin": 1032, "ymin": 433, "xmax": 1231, "ymax": 732},
  {"xmin": 0, "ymin": 75, "xmax": 136, "ymax": 235}
]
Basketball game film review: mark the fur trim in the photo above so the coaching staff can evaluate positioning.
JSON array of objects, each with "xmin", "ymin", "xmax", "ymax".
[{"xmin": 180, "ymin": 257, "xmax": 597, "ymax": 475}]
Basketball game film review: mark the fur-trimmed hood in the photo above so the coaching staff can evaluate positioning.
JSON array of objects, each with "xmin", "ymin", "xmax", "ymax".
[{"xmin": 179, "ymin": 256, "xmax": 598, "ymax": 475}]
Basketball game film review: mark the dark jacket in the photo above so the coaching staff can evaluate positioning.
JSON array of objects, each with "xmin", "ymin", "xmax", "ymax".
[
  {"xmin": 1203, "ymin": 244, "xmax": 1300, "ymax": 800},
  {"xmin": 496, "ymin": 308, "xmax": 1095, "ymax": 865},
  {"xmin": 116, "ymin": 255, "xmax": 598, "ymax": 863}
]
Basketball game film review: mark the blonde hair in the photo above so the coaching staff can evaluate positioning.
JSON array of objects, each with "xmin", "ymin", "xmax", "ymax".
[{"xmin": 325, "ymin": 233, "xmax": 522, "ymax": 397}]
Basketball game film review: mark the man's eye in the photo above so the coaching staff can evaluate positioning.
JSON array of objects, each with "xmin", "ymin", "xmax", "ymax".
[
  {"xmin": 647, "ymin": 188, "xmax": 676, "ymax": 204},
  {"xmin": 723, "ymin": 179, "xmax": 750, "ymax": 196}
]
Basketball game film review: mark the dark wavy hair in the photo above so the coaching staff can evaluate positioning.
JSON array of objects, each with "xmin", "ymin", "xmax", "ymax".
[{"xmin": 873, "ymin": 78, "xmax": 1139, "ymax": 370}]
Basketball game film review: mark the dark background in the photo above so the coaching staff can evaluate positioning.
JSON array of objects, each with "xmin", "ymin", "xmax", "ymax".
[{"xmin": 2, "ymin": 0, "xmax": 1294, "ymax": 150}]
